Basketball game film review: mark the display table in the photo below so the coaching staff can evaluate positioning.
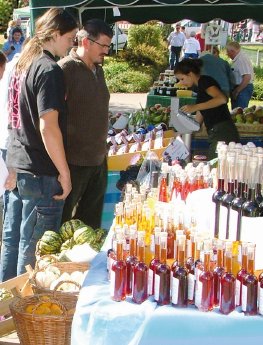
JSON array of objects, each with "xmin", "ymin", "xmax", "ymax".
[
  {"xmin": 146, "ymin": 92, "xmax": 196, "ymax": 108},
  {"xmin": 71, "ymin": 228, "xmax": 263, "ymax": 345}
]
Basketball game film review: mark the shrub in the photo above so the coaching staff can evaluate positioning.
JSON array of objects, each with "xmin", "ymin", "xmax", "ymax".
[
  {"xmin": 252, "ymin": 78, "xmax": 263, "ymax": 100},
  {"xmin": 106, "ymin": 70, "xmax": 152, "ymax": 93},
  {"xmin": 128, "ymin": 24, "xmax": 163, "ymax": 49},
  {"xmin": 103, "ymin": 60, "xmax": 130, "ymax": 80}
]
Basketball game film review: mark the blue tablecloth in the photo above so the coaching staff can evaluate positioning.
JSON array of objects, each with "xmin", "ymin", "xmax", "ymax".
[{"xmin": 71, "ymin": 240, "xmax": 263, "ymax": 345}]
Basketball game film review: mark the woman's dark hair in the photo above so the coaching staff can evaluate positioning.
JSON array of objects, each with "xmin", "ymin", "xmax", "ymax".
[
  {"xmin": 0, "ymin": 51, "xmax": 7, "ymax": 67},
  {"xmin": 174, "ymin": 58, "xmax": 203, "ymax": 75}
]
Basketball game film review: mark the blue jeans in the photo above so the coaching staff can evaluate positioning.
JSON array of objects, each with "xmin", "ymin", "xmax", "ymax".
[
  {"xmin": 231, "ymin": 83, "xmax": 254, "ymax": 109},
  {"xmin": 0, "ymin": 173, "xmax": 64, "ymax": 281},
  {"xmin": 169, "ymin": 46, "xmax": 182, "ymax": 70}
]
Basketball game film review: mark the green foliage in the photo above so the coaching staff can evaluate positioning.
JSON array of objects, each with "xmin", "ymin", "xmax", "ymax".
[
  {"xmin": 128, "ymin": 24, "xmax": 163, "ymax": 49},
  {"xmin": 106, "ymin": 70, "xmax": 152, "ymax": 93},
  {"xmin": 252, "ymin": 78, "xmax": 263, "ymax": 100},
  {"xmin": 0, "ymin": 0, "xmax": 14, "ymax": 31},
  {"xmin": 103, "ymin": 59, "xmax": 130, "ymax": 80}
]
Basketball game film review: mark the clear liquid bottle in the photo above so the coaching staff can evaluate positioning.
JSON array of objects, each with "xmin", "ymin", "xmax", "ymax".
[
  {"xmin": 242, "ymin": 243, "xmax": 258, "ymax": 315},
  {"xmin": 195, "ymin": 239, "xmax": 214, "ymax": 312},
  {"xmin": 154, "ymin": 232, "xmax": 171, "ymax": 305},
  {"xmin": 236, "ymin": 242, "xmax": 248, "ymax": 307},
  {"xmin": 110, "ymin": 231, "xmax": 127, "ymax": 302},
  {"xmin": 220, "ymin": 241, "xmax": 236, "ymax": 315},
  {"xmin": 213, "ymin": 239, "xmax": 225, "ymax": 307},
  {"xmin": 220, "ymin": 152, "xmax": 236, "ymax": 239},
  {"xmin": 171, "ymin": 235, "xmax": 188, "ymax": 308},
  {"xmin": 212, "ymin": 147, "xmax": 227, "ymax": 238},
  {"xmin": 132, "ymin": 231, "xmax": 148, "ymax": 304},
  {"xmin": 125, "ymin": 228, "xmax": 138, "ymax": 295},
  {"xmin": 148, "ymin": 228, "xmax": 161, "ymax": 296}
]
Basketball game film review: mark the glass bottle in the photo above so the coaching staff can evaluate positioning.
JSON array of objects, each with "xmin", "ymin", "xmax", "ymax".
[
  {"xmin": 242, "ymin": 243, "xmax": 258, "ymax": 315},
  {"xmin": 236, "ymin": 242, "xmax": 248, "ymax": 307},
  {"xmin": 186, "ymin": 234, "xmax": 197, "ymax": 305},
  {"xmin": 255, "ymin": 153, "xmax": 263, "ymax": 206},
  {"xmin": 242, "ymin": 157, "xmax": 260, "ymax": 217},
  {"xmin": 167, "ymin": 217, "xmax": 175, "ymax": 260},
  {"xmin": 110, "ymin": 231, "xmax": 127, "ymax": 302},
  {"xmin": 171, "ymin": 236, "xmax": 188, "ymax": 307},
  {"xmin": 154, "ymin": 232, "xmax": 171, "ymax": 305},
  {"xmin": 213, "ymin": 239, "xmax": 225, "ymax": 307},
  {"xmin": 148, "ymin": 228, "xmax": 161, "ymax": 296},
  {"xmin": 159, "ymin": 172, "xmax": 169, "ymax": 202},
  {"xmin": 125, "ymin": 228, "xmax": 138, "ymax": 295},
  {"xmin": 212, "ymin": 147, "xmax": 227, "ymax": 238},
  {"xmin": 195, "ymin": 239, "xmax": 214, "ymax": 312},
  {"xmin": 230, "ymin": 154, "xmax": 247, "ymax": 242},
  {"xmin": 220, "ymin": 241, "xmax": 236, "ymax": 314},
  {"xmin": 132, "ymin": 231, "xmax": 148, "ymax": 304},
  {"xmin": 258, "ymin": 272, "xmax": 263, "ymax": 316},
  {"xmin": 220, "ymin": 152, "xmax": 236, "ymax": 239}
]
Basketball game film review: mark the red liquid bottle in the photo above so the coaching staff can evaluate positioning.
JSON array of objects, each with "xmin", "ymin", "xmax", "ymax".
[
  {"xmin": 159, "ymin": 172, "xmax": 169, "ymax": 202},
  {"xmin": 236, "ymin": 242, "xmax": 248, "ymax": 307},
  {"xmin": 255, "ymin": 153, "xmax": 263, "ymax": 206},
  {"xmin": 212, "ymin": 147, "xmax": 227, "ymax": 238},
  {"xmin": 154, "ymin": 232, "xmax": 171, "ymax": 305},
  {"xmin": 213, "ymin": 239, "xmax": 225, "ymax": 307},
  {"xmin": 125, "ymin": 228, "xmax": 138, "ymax": 295},
  {"xmin": 195, "ymin": 240, "xmax": 214, "ymax": 312},
  {"xmin": 171, "ymin": 236, "xmax": 188, "ymax": 308},
  {"xmin": 258, "ymin": 272, "xmax": 263, "ymax": 316},
  {"xmin": 133, "ymin": 231, "xmax": 148, "ymax": 304},
  {"xmin": 242, "ymin": 243, "xmax": 258, "ymax": 315},
  {"xmin": 220, "ymin": 241, "xmax": 236, "ymax": 315},
  {"xmin": 186, "ymin": 234, "xmax": 198, "ymax": 305},
  {"xmin": 148, "ymin": 229, "xmax": 161, "ymax": 296},
  {"xmin": 110, "ymin": 232, "xmax": 127, "ymax": 302}
]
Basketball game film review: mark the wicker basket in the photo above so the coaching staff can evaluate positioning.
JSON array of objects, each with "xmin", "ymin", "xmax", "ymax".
[
  {"xmin": 9, "ymin": 292, "xmax": 78, "ymax": 345},
  {"xmin": 235, "ymin": 123, "xmax": 263, "ymax": 135},
  {"xmin": 30, "ymin": 255, "xmax": 89, "ymax": 295}
]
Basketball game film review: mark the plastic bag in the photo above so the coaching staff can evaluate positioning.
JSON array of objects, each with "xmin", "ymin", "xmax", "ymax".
[{"xmin": 136, "ymin": 151, "xmax": 161, "ymax": 190}]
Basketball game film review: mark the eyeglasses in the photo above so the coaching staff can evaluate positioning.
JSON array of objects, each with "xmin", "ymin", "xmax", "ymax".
[{"xmin": 88, "ymin": 38, "xmax": 111, "ymax": 50}]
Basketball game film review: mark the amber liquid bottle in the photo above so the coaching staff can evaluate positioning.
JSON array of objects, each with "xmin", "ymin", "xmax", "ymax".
[
  {"xmin": 154, "ymin": 232, "xmax": 171, "ymax": 305},
  {"xmin": 110, "ymin": 234, "xmax": 127, "ymax": 302},
  {"xmin": 171, "ymin": 236, "xmax": 188, "ymax": 308},
  {"xmin": 133, "ymin": 231, "xmax": 148, "ymax": 304},
  {"xmin": 212, "ymin": 148, "xmax": 227, "ymax": 238},
  {"xmin": 242, "ymin": 243, "xmax": 258, "ymax": 315},
  {"xmin": 258, "ymin": 272, "xmax": 263, "ymax": 316},
  {"xmin": 148, "ymin": 229, "xmax": 161, "ymax": 296},
  {"xmin": 125, "ymin": 229, "xmax": 138, "ymax": 295},
  {"xmin": 195, "ymin": 240, "xmax": 214, "ymax": 312},
  {"xmin": 220, "ymin": 241, "xmax": 236, "ymax": 315},
  {"xmin": 213, "ymin": 240, "xmax": 225, "ymax": 307},
  {"xmin": 236, "ymin": 242, "xmax": 248, "ymax": 307}
]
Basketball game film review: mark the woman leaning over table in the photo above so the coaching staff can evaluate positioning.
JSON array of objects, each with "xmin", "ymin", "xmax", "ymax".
[
  {"xmin": 174, "ymin": 58, "xmax": 240, "ymax": 160},
  {"xmin": 0, "ymin": 8, "xmax": 78, "ymax": 281}
]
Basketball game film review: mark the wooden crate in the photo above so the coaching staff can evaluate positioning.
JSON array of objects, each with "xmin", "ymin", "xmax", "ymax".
[{"xmin": 0, "ymin": 273, "xmax": 32, "ymax": 337}]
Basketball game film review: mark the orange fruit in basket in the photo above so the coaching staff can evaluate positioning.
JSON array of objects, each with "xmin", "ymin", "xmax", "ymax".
[
  {"xmin": 35, "ymin": 303, "xmax": 51, "ymax": 315},
  {"xmin": 25, "ymin": 304, "xmax": 36, "ymax": 314},
  {"xmin": 50, "ymin": 303, "xmax": 63, "ymax": 315}
]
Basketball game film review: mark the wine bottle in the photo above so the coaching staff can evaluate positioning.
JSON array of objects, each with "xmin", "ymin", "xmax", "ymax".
[
  {"xmin": 125, "ymin": 228, "xmax": 138, "ymax": 295},
  {"xmin": 242, "ymin": 243, "xmax": 258, "ymax": 316},
  {"xmin": 154, "ymin": 232, "xmax": 171, "ymax": 305},
  {"xmin": 195, "ymin": 239, "xmax": 214, "ymax": 312},
  {"xmin": 132, "ymin": 231, "xmax": 148, "ymax": 304},
  {"xmin": 171, "ymin": 235, "xmax": 188, "ymax": 307},
  {"xmin": 213, "ymin": 239, "xmax": 225, "ymax": 307},
  {"xmin": 236, "ymin": 242, "xmax": 248, "ymax": 307},
  {"xmin": 255, "ymin": 153, "xmax": 263, "ymax": 206},
  {"xmin": 242, "ymin": 157, "xmax": 260, "ymax": 217},
  {"xmin": 220, "ymin": 241, "xmax": 236, "ymax": 315},
  {"xmin": 212, "ymin": 147, "xmax": 227, "ymax": 238},
  {"xmin": 110, "ymin": 230, "xmax": 127, "ymax": 302},
  {"xmin": 148, "ymin": 228, "xmax": 161, "ymax": 296}
]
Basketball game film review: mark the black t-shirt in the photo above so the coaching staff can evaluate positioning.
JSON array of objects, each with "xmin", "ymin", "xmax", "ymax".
[
  {"xmin": 197, "ymin": 75, "xmax": 231, "ymax": 130},
  {"xmin": 7, "ymin": 50, "xmax": 67, "ymax": 176}
]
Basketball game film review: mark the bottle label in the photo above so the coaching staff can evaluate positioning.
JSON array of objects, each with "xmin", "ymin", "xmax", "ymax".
[
  {"xmin": 110, "ymin": 270, "xmax": 116, "ymax": 297},
  {"xmin": 154, "ymin": 274, "xmax": 160, "ymax": 301},
  {"xmin": 229, "ymin": 209, "xmax": 238, "ymax": 241},
  {"xmin": 148, "ymin": 268, "xmax": 153, "ymax": 295},
  {"xmin": 241, "ymin": 284, "xmax": 247, "ymax": 311},
  {"xmin": 186, "ymin": 239, "xmax": 191, "ymax": 259},
  {"xmin": 188, "ymin": 273, "xmax": 195, "ymax": 300},
  {"xmin": 171, "ymin": 277, "xmax": 179, "ymax": 304},
  {"xmin": 219, "ymin": 205, "xmax": 228, "ymax": 240},
  {"xmin": 150, "ymin": 235, "xmax": 155, "ymax": 253},
  {"xmin": 195, "ymin": 279, "xmax": 202, "ymax": 308},
  {"xmin": 235, "ymin": 279, "xmax": 241, "ymax": 306},
  {"xmin": 259, "ymin": 287, "xmax": 263, "ymax": 315}
]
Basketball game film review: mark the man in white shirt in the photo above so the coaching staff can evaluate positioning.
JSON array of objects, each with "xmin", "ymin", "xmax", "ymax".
[
  {"xmin": 226, "ymin": 41, "xmax": 254, "ymax": 109},
  {"xmin": 182, "ymin": 31, "xmax": 201, "ymax": 59},
  {"xmin": 167, "ymin": 23, "xmax": 185, "ymax": 69}
]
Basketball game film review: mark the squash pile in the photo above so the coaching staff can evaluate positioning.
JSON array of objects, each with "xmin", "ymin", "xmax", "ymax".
[{"xmin": 37, "ymin": 219, "xmax": 108, "ymax": 258}]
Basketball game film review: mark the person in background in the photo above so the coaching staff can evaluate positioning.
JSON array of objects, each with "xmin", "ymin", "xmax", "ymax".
[
  {"xmin": 5, "ymin": 20, "xmax": 17, "ymax": 41},
  {"xmin": 2, "ymin": 27, "xmax": 23, "ymax": 61},
  {"xmin": 247, "ymin": 19, "xmax": 254, "ymax": 42},
  {"xmin": 0, "ymin": 51, "xmax": 7, "ymax": 80},
  {"xmin": 58, "ymin": 19, "xmax": 113, "ymax": 229},
  {"xmin": 174, "ymin": 59, "xmax": 240, "ymax": 160},
  {"xmin": 200, "ymin": 46, "xmax": 234, "ymax": 98},
  {"xmin": 182, "ymin": 31, "xmax": 201, "ymax": 59},
  {"xmin": 251, "ymin": 21, "xmax": 260, "ymax": 42},
  {"xmin": 167, "ymin": 23, "xmax": 185, "ymax": 69},
  {"xmin": 0, "ymin": 8, "xmax": 78, "ymax": 281},
  {"xmin": 226, "ymin": 41, "xmax": 254, "ymax": 109},
  {"xmin": 181, "ymin": 26, "xmax": 186, "ymax": 37}
]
